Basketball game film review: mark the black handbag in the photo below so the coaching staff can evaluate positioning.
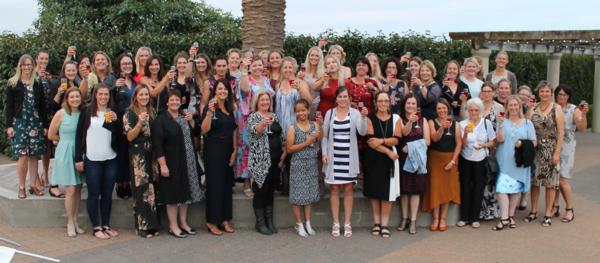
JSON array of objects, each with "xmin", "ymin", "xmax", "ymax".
[{"xmin": 483, "ymin": 119, "xmax": 499, "ymax": 184}]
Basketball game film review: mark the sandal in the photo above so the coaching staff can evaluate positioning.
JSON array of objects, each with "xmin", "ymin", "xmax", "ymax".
[
  {"xmin": 343, "ymin": 224, "xmax": 352, "ymax": 237},
  {"xmin": 243, "ymin": 188, "xmax": 254, "ymax": 198},
  {"xmin": 371, "ymin": 224, "xmax": 381, "ymax": 236},
  {"xmin": 409, "ymin": 220, "xmax": 417, "ymax": 235},
  {"xmin": 541, "ymin": 216, "xmax": 552, "ymax": 227},
  {"xmin": 396, "ymin": 218, "xmax": 408, "ymax": 231},
  {"xmin": 430, "ymin": 217, "xmax": 439, "ymax": 231},
  {"xmin": 439, "ymin": 217, "xmax": 448, "ymax": 232},
  {"xmin": 552, "ymin": 205, "xmax": 560, "ymax": 218},
  {"xmin": 508, "ymin": 216, "xmax": 517, "ymax": 229},
  {"xmin": 561, "ymin": 208, "xmax": 575, "ymax": 223},
  {"xmin": 18, "ymin": 187, "xmax": 27, "ymax": 199},
  {"xmin": 331, "ymin": 223, "xmax": 340, "ymax": 237},
  {"xmin": 221, "ymin": 222, "xmax": 235, "ymax": 233},
  {"xmin": 102, "ymin": 226, "xmax": 119, "ymax": 237},
  {"xmin": 206, "ymin": 224, "xmax": 223, "ymax": 236},
  {"xmin": 93, "ymin": 227, "xmax": 110, "ymax": 240},
  {"xmin": 29, "ymin": 186, "xmax": 44, "ymax": 196},
  {"xmin": 49, "ymin": 185, "xmax": 65, "ymax": 198},
  {"xmin": 139, "ymin": 230, "xmax": 154, "ymax": 238},
  {"xmin": 380, "ymin": 226, "xmax": 391, "ymax": 238},
  {"xmin": 492, "ymin": 218, "xmax": 510, "ymax": 231},
  {"xmin": 523, "ymin": 212, "xmax": 537, "ymax": 223}
]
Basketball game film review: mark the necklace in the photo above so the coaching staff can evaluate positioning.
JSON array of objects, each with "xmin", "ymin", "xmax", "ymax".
[
  {"xmin": 377, "ymin": 115, "xmax": 390, "ymax": 139},
  {"xmin": 539, "ymin": 102, "xmax": 551, "ymax": 113}
]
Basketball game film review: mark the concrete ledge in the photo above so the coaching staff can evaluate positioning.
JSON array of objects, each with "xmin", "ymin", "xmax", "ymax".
[{"xmin": 0, "ymin": 185, "xmax": 459, "ymax": 229}]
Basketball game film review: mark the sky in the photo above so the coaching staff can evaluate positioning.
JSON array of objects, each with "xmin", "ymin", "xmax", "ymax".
[{"xmin": 1, "ymin": 0, "xmax": 599, "ymax": 37}]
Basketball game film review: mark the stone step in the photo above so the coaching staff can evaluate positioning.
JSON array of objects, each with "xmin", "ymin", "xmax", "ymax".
[{"xmin": 0, "ymin": 185, "xmax": 459, "ymax": 229}]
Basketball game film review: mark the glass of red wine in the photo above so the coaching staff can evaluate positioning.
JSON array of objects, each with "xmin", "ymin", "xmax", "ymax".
[
  {"xmin": 579, "ymin": 100, "xmax": 588, "ymax": 111},
  {"xmin": 445, "ymin": 115, "xmax": 453, "ymax": 135},
  {"xmin": 414, "ymin": 108, "xmax": 421, "ymax": 128}
]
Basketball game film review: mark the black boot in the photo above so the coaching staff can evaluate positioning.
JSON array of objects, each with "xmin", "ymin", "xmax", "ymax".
[
  {"xmin": 254, "ymin": 208, "xmax": 272, "ymax": 235},
  {"xmin": 265, "ymin": 206, "xmax": 278, "ymax": 233}
]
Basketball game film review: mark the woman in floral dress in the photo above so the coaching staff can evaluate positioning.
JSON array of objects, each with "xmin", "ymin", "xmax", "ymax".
[
  {"xmin": 5, "ymin": 54, "xmax": 47, "ymax": 199},
  {"xmin": 123, "ymin": 85, "xmax": 160, "ymax": 238}
]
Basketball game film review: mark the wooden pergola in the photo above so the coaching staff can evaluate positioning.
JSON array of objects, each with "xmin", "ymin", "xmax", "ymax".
[{"xmin": 450, "ymin": 30, "xmax": 600, "ymax": 133}]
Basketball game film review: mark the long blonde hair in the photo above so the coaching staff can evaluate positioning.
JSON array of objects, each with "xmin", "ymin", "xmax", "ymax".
[
  {"xmin": 324, "ymin": 54, "xmax": 345, "ymax": 86},
  {"xmin": 303, "ymin": 46, "xmax": 325, "ymax": 79},
  {"xmin": 365, "ymin": 52, "xmax": 382, "ymax": 79},
  {"xmin": 328, "ymin": 44, "xmax": 346, "ymax": 64},
  {"xmin": 8, "ymin": 54, "xmax": 36, "ymax": 86},
  {"xmin": 134, "ymin": 47, "xmax": 153, "ymax": 73}
]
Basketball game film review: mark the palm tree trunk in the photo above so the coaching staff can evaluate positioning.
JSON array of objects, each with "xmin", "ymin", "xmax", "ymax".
[{"xmin": 242, "ymin": 0, "xmax": 286, "ymax": 53}]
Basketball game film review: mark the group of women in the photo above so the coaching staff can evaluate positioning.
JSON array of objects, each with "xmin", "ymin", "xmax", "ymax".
[{"xmin": 5, "ymin": 43, "xmax": 587, "ymax": 239}]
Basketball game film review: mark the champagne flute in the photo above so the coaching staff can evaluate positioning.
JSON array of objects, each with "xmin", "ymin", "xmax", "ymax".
[
  {"xmin": 358, "ymin": 101, "xmax": 364, "ymax": 111},
  {"xmin": 170, "ymin": 66, "xmax": 177, "ymax": 89},
  {"xmin": 209, "ymin": 98, "xmax": 218, "ymax": 120},
  {"xmin": 445, "ymin": 115, "xmax": 453, "ymax": 135},
  {"xmin": 414, "ymin": 107, "xmax": 421, "ymax": 128},
  {"xmin": 266, "ymin": 113, "xmax": 273, "ymax": 134}
]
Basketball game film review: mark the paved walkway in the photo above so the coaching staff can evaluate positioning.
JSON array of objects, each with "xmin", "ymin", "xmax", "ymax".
[{"xmin": 1, "ymin": 133, "xmax": 599, "ymax": 263}]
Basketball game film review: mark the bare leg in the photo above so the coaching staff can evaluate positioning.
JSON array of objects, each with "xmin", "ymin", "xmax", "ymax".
[
  {"xmin": 304, "ymin": 205, "xmax": 312, "ymax": 222},
  {"xmin": 292, "ymin": 205, "xmax": 303, "ymax": 224},
  {"xmin": 17, "ymin": 157, "xmax": 28, "ymax": 188},
  {"xmin": 73, "ymin": 185, "xmax": 82, "ymax": 226},
  {"xmin": 559, "ymin": 177, "xmax": 573, "ymax": 210},
  {"xmin": 440, "ymin": 203, "xmax": 449, "ymax": 227},
  {"xmin": 64, "ymin": 186, "xmax": 76, "ymax": 225},
  {"xmin": 544, "ymin": 188, "xmax": 557, "ymax": 217},
  {"xmin": 329, "ymin": 185, "xmax": 340, "ymax": 224},
  {"xmin": 496, "ymin": 193, "xmax": 509, "ymax": 219},
  {"xmin": 166, "ymin": 205, "xmax": 181, "ymax": 233},
  {"xmin": 343, "ymin": 184, "xmax": 354, "ymax": 225},
  {"xmin": 370, "ymin": 199, "xmax": 381, "ymax": 225},
  {"xmin": 178, "ymin": 204, "xmax": 190, "ymax": 230},
  {"xmin": 530, "ymin": 185, "xmax": 540, "ymax": 213},
  {"xmin": 28, "ymin": 157, "xmax": 40, "ymax": 189},
  {"xmin": 431, "ymin": 206, "xmax": 440, "ymax": 226},
  {"xmin": 42, "ymin": 152, "xmax": 50, "ymax": 186},
  {"xmin": 409, "ymin": 195, "xmax": 420, "ymax": 221},
  {"xmin": 381, "ymin": 201, "xmax": 392, "ymax": 227},
  {"xmin": 508, "ymin": 194, "xmax": 520, "ymax": 217},
  {"xmin": 400, "ymin": 195, "xmax": 409, "ymax": 219}
]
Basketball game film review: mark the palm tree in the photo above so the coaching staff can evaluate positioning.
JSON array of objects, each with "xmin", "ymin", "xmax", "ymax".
[{"xmin": 241, "ymin": 0, "xmax": 286, "ymax": 53}]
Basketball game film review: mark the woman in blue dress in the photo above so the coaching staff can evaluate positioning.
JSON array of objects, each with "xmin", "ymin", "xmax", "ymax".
[{"xmin": 493, "ymin": 95, "xmax": 537, "ymax": 230}]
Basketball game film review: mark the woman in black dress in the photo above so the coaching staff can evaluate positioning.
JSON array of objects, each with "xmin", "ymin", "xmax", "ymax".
[
  {"xmin": 152, "ymin": 90, "xmax": 199, "ymax": 238},
  {"xmin": 440, "ymin": 60, "xmax": 470, "ymax": 119},
  {"xmin": 201, "ymin": 78, "xmax": 237, "ymax": 236},
  {"xmin": 364, "ymin": 92, "xmax": 402, "ymax": 238}
]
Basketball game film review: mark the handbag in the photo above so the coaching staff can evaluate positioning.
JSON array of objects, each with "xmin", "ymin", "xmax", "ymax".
[{"xmin": 483, "ymin": 119, "xmax": 499, "ymax": 184}]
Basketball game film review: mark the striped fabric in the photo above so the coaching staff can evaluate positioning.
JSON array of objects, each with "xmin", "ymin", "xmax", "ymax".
[{"xmin": 331, "ymin": 113, "xmax": 356, "ymax": 183}]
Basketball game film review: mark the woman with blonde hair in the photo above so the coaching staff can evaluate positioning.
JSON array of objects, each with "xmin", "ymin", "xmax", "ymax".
[
  {"xmin": 328, "ymin": 44, "xmax": 352, "ymax": 78},
  {"xmin": 80, "ymin": 51, "xmax": 115, "ymax": 101},
  {"xmin": 5, "ymin": 54, "xmax": 48, "ymax": 198},
  {"xmin": 412, "ymin": 60, "xmax": 442, "ymax": 121},
  {"xmin": 316, "ymin": 55, "xmax": 346, "ymax": 115},
  {"xmin": 365, "ymin": 52, "xmax": 383, "ymax": 80},
  {"xmin": 493, "ymin": 95, "xmax": 537, "ymax": 230},
  {"xmin": 298, "ymin": 46, "xmax": 326, "ymax": 118},
  {"xmin": 134, "ymin": 47, "xmax": 152, "ymax": 83},
  {"xmin": 460, "ymin": 57, "xmax": 484, "ymax": 99},
  {"xmin": 226, "ymin": 48, "xmax": 242, "ymax": 81}
]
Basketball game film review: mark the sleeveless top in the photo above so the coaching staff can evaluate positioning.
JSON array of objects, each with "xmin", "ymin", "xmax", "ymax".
[
  {"xmin": 531, "ymin": 103, "xmax": 558, "ymax": 144},
  {"xmin": 430, "ymin": 119, "xmax": 456, "ymax": 152},
  {"xmin": 292, "ymin": 122, "xmax": 319, "ymax": 159}
]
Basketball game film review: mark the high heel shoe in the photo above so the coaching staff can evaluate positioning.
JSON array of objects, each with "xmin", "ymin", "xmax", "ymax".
[
  {"xmin": 429, "ymin": 217, "xmax": 439, "ymax": 231},
  {"xmin": 49, "ymin": 185, "xmax": 65, "ymax": 198},
  {"xmin": 409, "ymin": 220, "xmax": 417, "ymax": 235},
  {"xmin": 29, "ymin": 186, "xmax": 44, "ymax": 196},
  {"xmin": 396, "ymin": 218, "xmax": 408, "ymax": 231},
  {"xmin": 18, "ymin": 187, "xmax": 27, "ymax": 199},
  {"xmin": 439, "ymin": 217, "xmax": 448, "ymax": 232},
  {"xmin": 206, "ymin": 224, "xmax": 222, "ymax": 236},
  {"xmin": 492, "ymin": 218, "xmax": 510, "ymax": 231},
  {"xmin": 561, "ymin": 208, "xmax": 575, "ymax": 223}
]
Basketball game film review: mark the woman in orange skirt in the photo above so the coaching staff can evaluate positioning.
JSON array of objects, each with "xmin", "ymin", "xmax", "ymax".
[{"xmin": 423, "ymin": 99, "xmax": 461, "ymax": 231}]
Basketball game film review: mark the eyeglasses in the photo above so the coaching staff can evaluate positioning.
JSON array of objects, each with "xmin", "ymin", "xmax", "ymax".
[{"xmin": 121, "ymin": 62, "xmax": 133, "ymax": 66}]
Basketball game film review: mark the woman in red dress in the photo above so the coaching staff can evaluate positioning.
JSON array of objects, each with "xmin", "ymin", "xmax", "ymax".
[{"xmin": 317, "ymin": 55, "xmax": 346, "ymax": 115}]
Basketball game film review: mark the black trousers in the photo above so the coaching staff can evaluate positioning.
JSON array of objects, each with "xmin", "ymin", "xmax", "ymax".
[
  {"xmin": 458, "ymin": 156, "xmax": 486, "ymax": 222},
  {"xmin": 252, "ymin": 159, "xmax": 280, "ymax": 209}
]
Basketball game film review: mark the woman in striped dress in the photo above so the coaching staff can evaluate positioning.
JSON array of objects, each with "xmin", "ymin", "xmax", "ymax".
[{"xmin": 321, "ymin": 86, "xmax": 368, "ymax": 238}]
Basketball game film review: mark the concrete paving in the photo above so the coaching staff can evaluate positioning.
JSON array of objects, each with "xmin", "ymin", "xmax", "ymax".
[{"xmin": 0, "ymin": 132, "xmax": 599, "ymax": 262}]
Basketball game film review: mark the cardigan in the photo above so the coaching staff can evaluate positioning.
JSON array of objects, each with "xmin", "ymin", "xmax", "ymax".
[
  {"xmin": 4, "ymin": 80, "xmax": 48, "ymax": 128},
  {"xmin": 321, "ymin": 107, "xmax": 367, "ymax": 182},
  {"xmin": 74, "ymin": 106, "xmax": 123, "ymax": 162}
]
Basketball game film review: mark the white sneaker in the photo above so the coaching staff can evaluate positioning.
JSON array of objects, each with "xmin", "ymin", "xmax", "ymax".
[
  {"xmin": 295, "ymin": 223, "xmax": 308, "ymax": 238},
  {"xmin": 305, "ymin": 221, "xmax": 316, "ymax": 236}
]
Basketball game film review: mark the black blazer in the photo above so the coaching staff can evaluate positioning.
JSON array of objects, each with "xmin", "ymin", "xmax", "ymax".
[
  {"xmin": 74, "ymin": 106, "xmax": 123, "ymax": 162},
  {"xmin": 4, "ymin": 80, "xmax": 48, "ymax": 128}
]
